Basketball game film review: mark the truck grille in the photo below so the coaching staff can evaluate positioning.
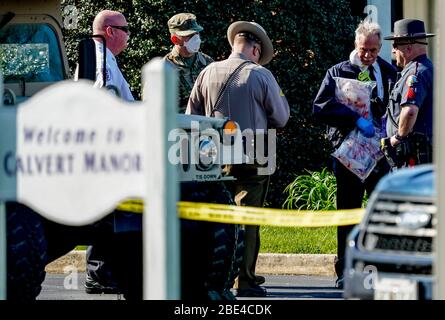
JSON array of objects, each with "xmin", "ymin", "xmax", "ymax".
[
  {"xmin": 374, "ymin": 235, "xmax": 432, "ymax": 253},
  {"xmin": 360, "ymin": 193, "xmax": 436, "ymax": 254}
]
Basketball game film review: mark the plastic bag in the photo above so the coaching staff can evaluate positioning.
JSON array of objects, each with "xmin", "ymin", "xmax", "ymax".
[
  {"xmin": 333, "ymin": 77, "xmax": 375, "ymax": 119},
  {"xmin": 333, "ymin": 128, "xmax": 384, "ymax": 180},
  {"xmin": 331, "ymin": 77, "xmax": 383, "ymax": 180}
]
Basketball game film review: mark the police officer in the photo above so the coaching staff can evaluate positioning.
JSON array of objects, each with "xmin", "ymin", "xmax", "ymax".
[
  {"xmin": 85, "ymin": 9, "xmax": 134, "ymax": 294},
  {"xmin": 384, "ymin": 19, "xmax": 434, "ymax": 164},
  {"xmin": 313, "ymin": 20, "xmax": 397, "ymax": 289},
  {"xmin": 92, "ymin": 10, "xmax": 134, "ymax": 101},
  {"xmin": 187, "ymin": 21, "xmax": 290, "ymax": 297},
  {"xmin": 164, "ymin": 13, "xmax": 213, "ymax": 113}
]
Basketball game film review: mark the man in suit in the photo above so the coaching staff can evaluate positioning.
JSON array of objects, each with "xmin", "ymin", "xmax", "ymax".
[{"xmin": 313, "ymin": 20, "xmax": 398, "ymax": 289}]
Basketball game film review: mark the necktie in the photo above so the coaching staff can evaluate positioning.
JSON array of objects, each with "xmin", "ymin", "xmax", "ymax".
[{"xmin": 368, "ymin": 65, "xmax": 376, "ymax": 81}]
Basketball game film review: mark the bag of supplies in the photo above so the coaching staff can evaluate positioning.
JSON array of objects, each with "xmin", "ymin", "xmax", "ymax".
[{"xmin": 331, "ymin": 77, "xmax": 383, "ymax": 180}]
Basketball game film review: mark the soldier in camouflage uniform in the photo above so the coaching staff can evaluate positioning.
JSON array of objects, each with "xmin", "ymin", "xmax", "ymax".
[{"xmin": 164, "ymin": 13, "xmax": 213, "ymax": 113}]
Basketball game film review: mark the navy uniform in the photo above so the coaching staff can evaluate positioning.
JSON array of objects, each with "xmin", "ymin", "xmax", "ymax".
[
  {"xmin": 384, "ymin": 19, "xmax": 434, "ymax": 166},
  {"xmin": 386, "ymin": 56, "xmax": 433, "ymax": 140}
]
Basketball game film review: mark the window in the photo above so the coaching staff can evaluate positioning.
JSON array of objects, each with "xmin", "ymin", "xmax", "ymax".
[{"xmin": 0, "ymin": 23, "xmax": 64, "ymax": 82}]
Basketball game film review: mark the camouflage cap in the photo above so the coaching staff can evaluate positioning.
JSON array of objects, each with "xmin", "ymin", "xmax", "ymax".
[{"xmin": 168, "ymin": 13, "xmax": 203, "ymax": 36}]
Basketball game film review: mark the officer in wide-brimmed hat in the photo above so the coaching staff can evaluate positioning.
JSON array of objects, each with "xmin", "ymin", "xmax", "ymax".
[
  {"xmin": 164, "ymin": 13, "xmax": 213, "ymax": 113},
  {"xmin": 384, "ymin": 18, "xmax": 435, "ymax": 41},
  {"xmin": 226, "ymin": 21, "xmax": 274, "ymax": 66},
  {"xmin": 384, "ymin": 19, "xmax": 434, "ymax": 166},
  {"xmin": 186, "ymin": 21, "xmax": 290, "ymax": 298}
]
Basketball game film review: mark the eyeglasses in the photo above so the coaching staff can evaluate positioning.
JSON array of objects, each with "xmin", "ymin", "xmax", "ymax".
[
  {"xmin": 107, "ymin": 25, "xmax": 130, "ymax": 34},
  {"xmin": 392, "ymin": 42, "xmax": 411, "ymax": 49}
]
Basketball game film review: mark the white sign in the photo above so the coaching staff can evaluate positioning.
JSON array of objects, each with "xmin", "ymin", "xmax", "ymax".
[{"xmin": 3, "ymin": 80, "xmax": 146, "ymax": 225}]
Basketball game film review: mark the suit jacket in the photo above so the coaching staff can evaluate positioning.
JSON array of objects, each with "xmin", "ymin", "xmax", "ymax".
[{"xmin": 313, "ymin": 56, "xmax": 397, "ymax": 148}]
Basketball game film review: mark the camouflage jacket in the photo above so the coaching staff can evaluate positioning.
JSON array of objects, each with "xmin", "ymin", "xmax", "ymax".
[{"xmin": 164, "ymin": 47, "xmax": 213, "ymax": 113}]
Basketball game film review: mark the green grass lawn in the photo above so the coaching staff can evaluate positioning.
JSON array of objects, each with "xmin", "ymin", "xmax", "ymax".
[
  {"xmin": 77, "ymin": 227, "xmax": 336, "ymax": 254},
  {"xmin": 260, "ymin": 226, "xmax": 337, "ymax": 254}
]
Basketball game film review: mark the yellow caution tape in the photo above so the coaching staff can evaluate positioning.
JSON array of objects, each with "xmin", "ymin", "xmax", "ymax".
[
  {"xmin": 116, "ymin": 200, "xmax": 365, "ymax": 227},
  {"xmin": 116, "ymin": 199, "xmax": 144, "ymax": 213}
]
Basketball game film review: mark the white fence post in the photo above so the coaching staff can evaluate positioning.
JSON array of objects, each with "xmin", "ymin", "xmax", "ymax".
[
  {"xmin": 434, "ymin": 0, "xmax": 445, "ymax": 300},
  {"xmin": 142, "ymin": 58, "xmax": 180, "ymax": 299}
]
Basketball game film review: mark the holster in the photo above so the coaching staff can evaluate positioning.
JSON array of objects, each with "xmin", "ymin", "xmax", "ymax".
[{"xmin": 380, "ymin": 132, "xmax": 432, "ymax": 169}]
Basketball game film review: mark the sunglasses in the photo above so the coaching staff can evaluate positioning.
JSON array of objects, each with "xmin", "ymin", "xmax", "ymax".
[
  {"xmin": 107, "ymin": 25, "xmax": 130, "ymax": 33},
  {"xmin": 392, "ymin": 40, "xmax": 428, "ymax": 49}
]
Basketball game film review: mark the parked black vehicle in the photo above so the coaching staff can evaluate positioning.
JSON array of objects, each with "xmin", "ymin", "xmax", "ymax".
[{"xmin": 344, "ymin": 164, "xmax": 435, "ymax": 300}]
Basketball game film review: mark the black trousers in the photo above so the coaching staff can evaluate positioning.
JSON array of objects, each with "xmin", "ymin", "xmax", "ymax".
[
  {"xmin": 85, "ymin": 217, "xmax": 118, "ymax": 287},
  {"xmin": 334, "ymin": 157, "xmax": 389, "ymax": 278}
]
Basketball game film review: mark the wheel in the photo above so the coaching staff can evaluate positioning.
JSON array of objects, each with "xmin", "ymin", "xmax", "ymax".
[
  {"xmin": 6, "ymin": 202, "xmax": 48, "ymax": 300},
  {"xmin": 107, "ymin": 181, "xmax": 245, "ymax": 300},
  {"xmin": 180, "ymin": 182, "xmax": 244, "ymax": 300},
  {"xmin": 206, "ymin": 222, "xmax": 244, "ymax": 300}
]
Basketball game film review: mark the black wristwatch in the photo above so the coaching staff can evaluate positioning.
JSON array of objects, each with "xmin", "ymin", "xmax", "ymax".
[{"xmin": 394, "ymin": 133, "xmax": 406, "ymax": 141}]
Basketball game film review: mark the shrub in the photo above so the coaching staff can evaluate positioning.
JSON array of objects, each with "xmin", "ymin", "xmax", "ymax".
[
  {"xmin": 283, "ymin": 168, "xmax": 337, "ymax": 210},
  {"xmin": 283, "ymin": 168, "xmax": 368, "ymax": 210}
]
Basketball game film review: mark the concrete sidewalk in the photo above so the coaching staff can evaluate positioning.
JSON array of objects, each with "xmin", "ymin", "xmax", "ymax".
[{"xmin": 45, "ymin": 250, "xmax": 336, "ymax": 276}]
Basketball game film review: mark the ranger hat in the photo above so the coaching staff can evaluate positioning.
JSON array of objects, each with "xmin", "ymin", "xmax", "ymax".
[
  {"xmin": 168, "ymin": 13, "xmax": 203, "ymax": 36},
  {"xmin": 227, "ymin": 21, "xmax": 274, "ymax": 65},
  {"xmin": 384, "ymin": 18, "xmax": 435, "ymax": 40}
]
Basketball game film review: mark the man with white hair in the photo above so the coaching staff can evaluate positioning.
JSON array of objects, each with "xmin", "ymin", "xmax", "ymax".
[
  {"xmin": 313, "ymin": 20, "xmax": 397, "ymax": 289},
  {"xmin": 187, "ymin": 21, "xmax": 290, "ymax": 297}
]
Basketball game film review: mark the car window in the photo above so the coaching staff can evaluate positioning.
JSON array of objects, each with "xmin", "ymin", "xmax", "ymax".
[{"xmin": 0, "ymin": 23, "xmax": 63, "ymax": 82}]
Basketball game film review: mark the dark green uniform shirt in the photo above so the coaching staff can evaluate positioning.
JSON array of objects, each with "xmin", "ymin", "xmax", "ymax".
[{"xmin": 164, "ymin": 47, "xmax": 213, "ymax": 113}]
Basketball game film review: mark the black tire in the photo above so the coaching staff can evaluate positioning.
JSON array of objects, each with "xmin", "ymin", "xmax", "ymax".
[
  {"xmin": 6, "ymin": 202, "xmax": 48, "ymax": 300},
  {"xmin": 109, "ymin": 181, "xmax": 245, "ymax": 300},
  {"xmin": 180, "ymin": 182, "xmax": 244, "ymax": 300},
  {"xmin": 207, "ymin": 223, "xmax": 244, "ymax": 300}
]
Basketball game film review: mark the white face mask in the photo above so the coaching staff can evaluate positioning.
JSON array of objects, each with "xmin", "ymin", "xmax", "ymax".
[{"xmin": 184, "ymin": 34, "xmax": 201, "ymax": 53}]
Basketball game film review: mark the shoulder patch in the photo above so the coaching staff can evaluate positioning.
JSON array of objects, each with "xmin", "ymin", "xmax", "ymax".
[
  {"xmin": 406, "ymin": 74, "xmax": 418, "ymax": 87},
  {"xmin": 407, "ymin": 87, "xmax": 416, "ymax": 99}
]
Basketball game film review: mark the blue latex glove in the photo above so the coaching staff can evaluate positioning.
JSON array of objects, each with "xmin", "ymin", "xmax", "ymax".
[{"xmin": 356, "ymin": 117, "xmax": 375, "ymax": 137}]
